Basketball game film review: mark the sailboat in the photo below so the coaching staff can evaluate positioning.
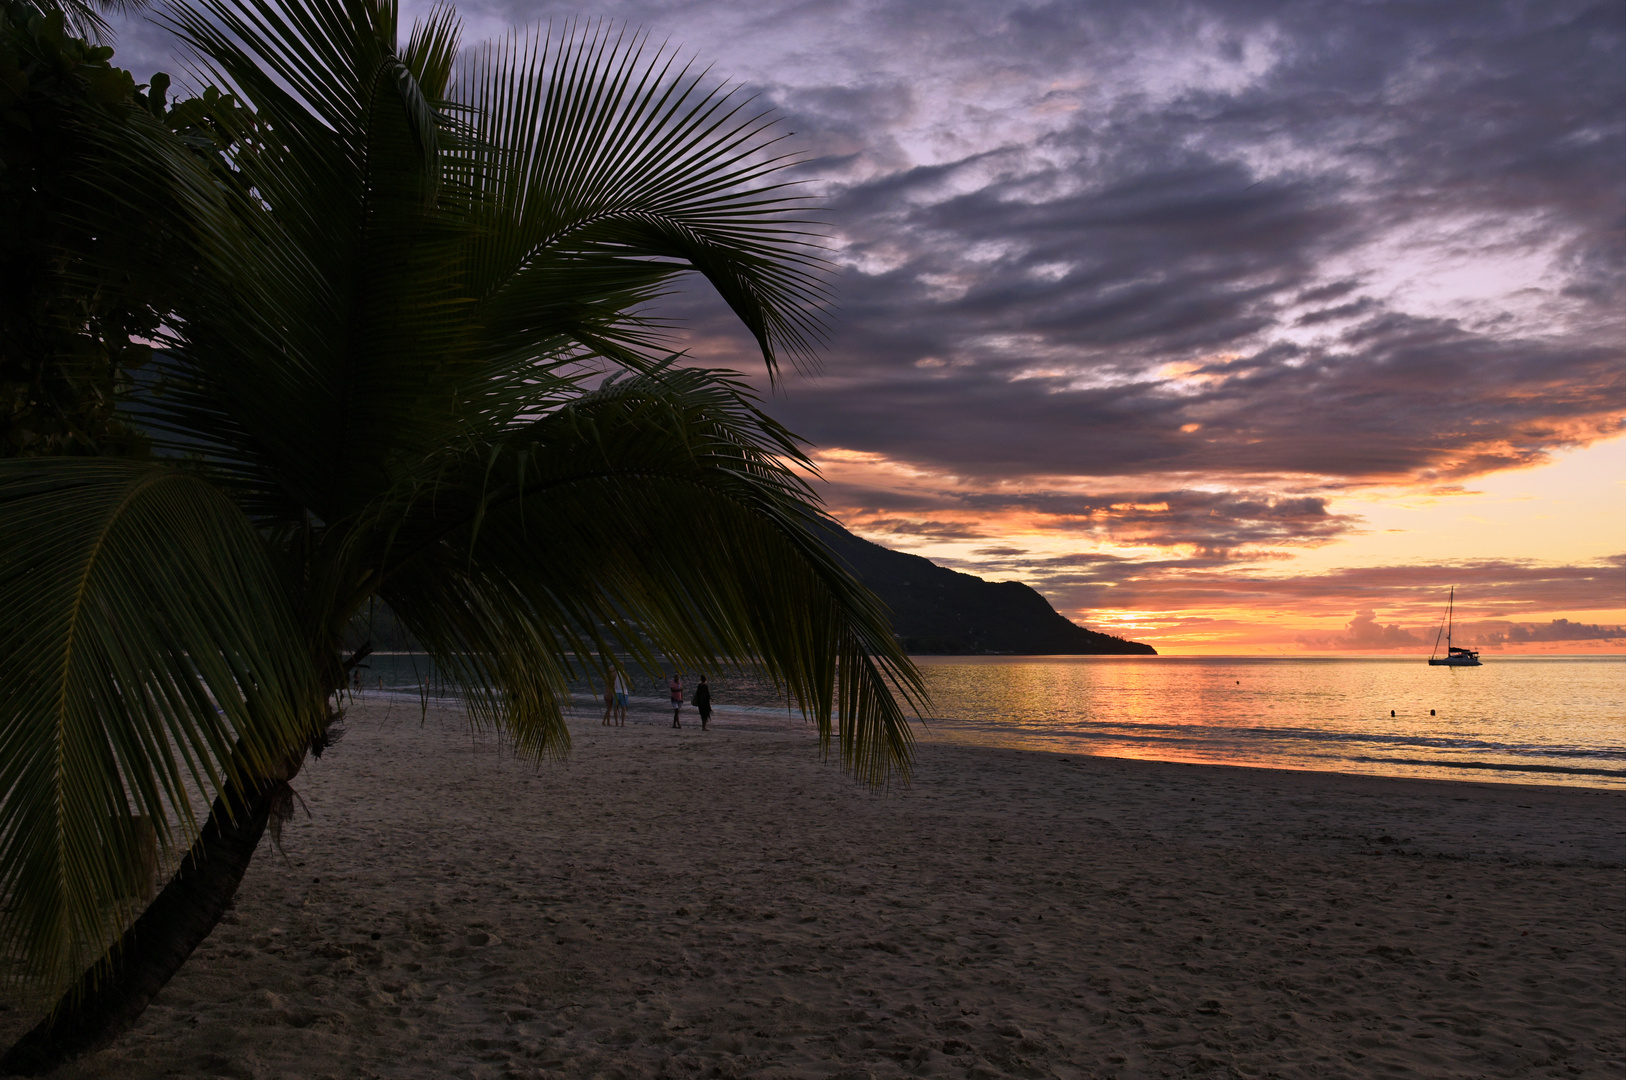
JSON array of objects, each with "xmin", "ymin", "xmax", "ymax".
[{"xmin": 1427, "ymin": 587, "xmax": 1481, "ymax": 667}]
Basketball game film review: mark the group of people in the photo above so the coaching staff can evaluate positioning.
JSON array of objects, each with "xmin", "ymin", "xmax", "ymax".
[{"xmin": 601, "ymin": 670, "xmax": 713, "ymax": 730}]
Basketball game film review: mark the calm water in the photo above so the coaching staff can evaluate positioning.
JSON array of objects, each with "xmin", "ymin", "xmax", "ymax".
[
  {"xmin": 907, "ymin": 655, "xmax": 1626, "ymax": 788},
  {"xmin": 358, "ymin": 653, "xmax": 1625, "ymax": 789}
]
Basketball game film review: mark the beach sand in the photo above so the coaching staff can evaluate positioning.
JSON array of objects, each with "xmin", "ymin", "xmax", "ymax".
[{"xmin": 10, "ymin": 696, "xmax": 1623, "ymax": 1079}]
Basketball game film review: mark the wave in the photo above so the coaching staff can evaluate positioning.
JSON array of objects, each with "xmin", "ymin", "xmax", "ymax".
[
  {"xmin": 1351, "ymin": 756, "xmax": 1626, "ymax": 779},
  {"xmin": 945, "ymin": 717, "xmax": 1626, "ymax": 761}
]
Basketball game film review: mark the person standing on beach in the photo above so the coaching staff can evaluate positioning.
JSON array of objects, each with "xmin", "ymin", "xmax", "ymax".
[
  {"xmin": 693, "ymin": 675, "xmax": 712, "ymax": 731},
  {"xmin": 669, "ymin": 672, "xmax": 683, "ymax": 728},
  {"xmin": 602, "ymin": 669, "xmax": 615, "ymax": 725},
  {"xmin": 613, "ymin": 670, "xmax": 629, "ymax": 726}
]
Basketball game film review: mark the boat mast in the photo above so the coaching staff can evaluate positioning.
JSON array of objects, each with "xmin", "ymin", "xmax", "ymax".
[{"xmin": 1445, "ymin": 587, "xmax": 1455, "ymax": 651}]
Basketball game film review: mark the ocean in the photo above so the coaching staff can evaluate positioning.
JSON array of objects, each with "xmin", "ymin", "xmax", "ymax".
[
  {"xmin": 356, "ymin": 653, "xmax": 1625, "ymax": 789},
  {"xmin": 904, "ymin": 655, "xmax": 1625, "ymax": 789}
]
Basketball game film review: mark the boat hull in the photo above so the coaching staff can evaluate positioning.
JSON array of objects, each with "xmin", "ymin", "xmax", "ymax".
[{"xmin": 1428, "ymin": 656, "xmax": 1481, "ymax": 667}]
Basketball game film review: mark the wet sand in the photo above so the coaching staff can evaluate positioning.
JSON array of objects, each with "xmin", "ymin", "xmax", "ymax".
[{"xmin": 16, "ymin": 696, "xmax": 1626, "ymax": 1078}]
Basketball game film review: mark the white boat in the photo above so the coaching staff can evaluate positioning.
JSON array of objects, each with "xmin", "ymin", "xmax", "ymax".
[{"xmin": 1427, "ymin": 587, "xmax": 1481, "ymax": 667}]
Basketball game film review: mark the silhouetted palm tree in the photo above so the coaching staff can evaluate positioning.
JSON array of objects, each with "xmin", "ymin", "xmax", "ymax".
[{"xmin": 0, "ymin": 0, "xmax": 921, "ymax": 1069}]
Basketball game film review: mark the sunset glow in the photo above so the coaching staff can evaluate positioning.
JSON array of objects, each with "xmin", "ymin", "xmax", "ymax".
[{"xmin": 811, "ymin": 437, "xmax": 1625, "ymax": 654}]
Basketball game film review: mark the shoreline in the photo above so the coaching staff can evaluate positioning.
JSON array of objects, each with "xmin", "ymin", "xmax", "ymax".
[
  {"xmin": 363, "ymin": 685, "xmax": 1626, "ymax": 793},
  {"xmin": 14, "ymin": 700, "xmax": 1623, "ymax": 1078},
  {"xmin": 575, "ymin": 688, "xmax": 1626, "ymax": 849}
]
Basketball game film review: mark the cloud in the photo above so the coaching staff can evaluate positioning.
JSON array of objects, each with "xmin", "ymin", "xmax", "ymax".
[
  {"xmin": 831, "ymin": 482, "xmax": 1362, "ymax": 556},
  {"xmin": 1018, "ymin": 556, "xmax": 1626, "ymax": 638},
  {"xmin": 635, "ymin": 0, "xmax": 1626, "ymax": 488},
  {"xmin": 853, "ymin": 517, "xmax": 991, "ymax": 541},
  {"xmin": 1296, "ymin": 610, "xmax": 1428, "ymax": 651},
  {"xmin": 1476, "ymin": 619, "xmax": 1626, "ymax": 645}
]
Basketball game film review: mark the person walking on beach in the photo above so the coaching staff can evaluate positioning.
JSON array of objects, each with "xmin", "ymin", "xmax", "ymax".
[
  {"xmin": 613, "ymin": 670, "xmax": 629, "ymax": 726},
  {"xmin": 668, "ymin": 672, "xmax": 683, "ymax": 728},
  {"xmin": 602, "ymin": 669, "xmax": 615, "ymax": 725},
  {"xmin": 693, "ymin": 675, "xmax": 712, "ymax": 731}
]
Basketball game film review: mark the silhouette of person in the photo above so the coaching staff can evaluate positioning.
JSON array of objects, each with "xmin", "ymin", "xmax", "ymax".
[
  {"xmin": 668, "ymin": 673, "xmax": 683, "ymax": 728},
  {"xmin": 693, "ymin": 675, "xmax": 712, "ymax": 731}
]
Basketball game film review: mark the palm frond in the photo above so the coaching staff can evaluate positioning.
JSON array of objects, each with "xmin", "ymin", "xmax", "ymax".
[
  {"xmin": 456, "ymin": 22, "xmax": 834, "ymax": 379},
  {"xmin": 156, "ymin": 3, "xmax": 836, "ymax": 520},
  {"xmin": 0, "ymin": 459, "xmax": 320, "ymax": 994},
  {"xmin": 348, "ymin": 367, "xmax": 924, "ymax": 782},
  {"xmin": 34, "ymin": 0, "xmax": 116, "ymax": 42},
  {"xmin": 161, "ymin": 0, "xmax": 486, "ymax": 517},
  {"xmin": 401, "ymin": 3, "xmax": 459, "ymax": 98}
]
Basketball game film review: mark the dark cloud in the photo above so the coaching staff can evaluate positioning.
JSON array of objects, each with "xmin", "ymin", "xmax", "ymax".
[
  {"xmin": 1294, "ymin": 299, "xmax": 1378, "ymax": 327},
  {"xmin": 835, "ymin": 485, "xmax": 1361, "ymax": 555},
  {"xmin": 1020, "ymin": 557, "xmax": 1626, "ymax": 630},
  {"xmin": 1477, "ymin": 619, "xmax": 1626, "ymax": 645},
  {"xmin": 653, "ymin": 0, "xmax": 1625, "ymax": 484},
  {"xmin": 855, "ymin": 517, "xmax": 990, "ymax": 541},
  {"xmin": 1289, "ymin": 614, "xmax": 1626, "ymax": 651}
]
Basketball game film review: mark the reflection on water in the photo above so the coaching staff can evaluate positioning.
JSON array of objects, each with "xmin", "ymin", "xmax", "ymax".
[
  {"xmin": 351, "ymin": 652, "xmax": 1625, "ymax": 788},
  {"xmin": 912, "ymin": 655, "xmax": 1626, "ymax": 788}
]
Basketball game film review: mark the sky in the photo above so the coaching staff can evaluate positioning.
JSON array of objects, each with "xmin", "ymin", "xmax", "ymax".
[{"xmin": 111, "ymin": 0, "xmax": 1625, "ymax": 654}]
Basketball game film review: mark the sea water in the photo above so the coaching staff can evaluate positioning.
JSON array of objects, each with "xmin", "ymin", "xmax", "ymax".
[
  {"xmin": 356, "ymin": 653, "xmax": 1625, "ymax": 789},
  {"xmin": 904, "ymin": 655, "xmax": 1625, "ymax": 789}
]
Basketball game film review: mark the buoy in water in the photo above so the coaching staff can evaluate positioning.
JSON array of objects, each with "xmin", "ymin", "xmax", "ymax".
[
  {"xmin": 1430, "ymin": 709, "xmax": 1436, "ymax": 716},
  {"xmin": 1390, "ymin": 710, "xmax": 1395, "ymax": 717}
]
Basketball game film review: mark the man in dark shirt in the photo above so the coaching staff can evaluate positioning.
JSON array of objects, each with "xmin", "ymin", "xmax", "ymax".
[{"xmin": 693, "ymin": 675, "xmax": 712, "ymax": 731}]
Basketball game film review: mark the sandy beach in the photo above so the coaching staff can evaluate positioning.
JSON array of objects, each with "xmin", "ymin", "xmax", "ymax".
[{"xmin": 8, "ymin": 696, "xmax": 1622, "ymax": 1079}]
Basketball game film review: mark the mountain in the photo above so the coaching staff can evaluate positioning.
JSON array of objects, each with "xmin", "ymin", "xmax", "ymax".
[
  {"xmin": 350, "ymin": 524, "xmax": 1155, "ymax": 657},
  {"xmin": 819, "ymin": 525, "xmax": 1156, "ymax": 655}
]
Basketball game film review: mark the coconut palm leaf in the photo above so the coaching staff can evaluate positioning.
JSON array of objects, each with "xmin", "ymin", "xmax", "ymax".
[
  {"xmin": 143, "ymin": 12, "xmax": 517, "ymax": 534},
  {"xmin": 457, "ymin": 23, "xmax": 832, "ymax": 377},
  {"xmin": 342, "ymin": 367, "xmax": 925, "ymax": 779},
  {"xmin": 39, "ymin": 0, "xmax": 137, "ymax": 42},
  {"xmin": 151, "ymin": 2, "xmax": 833, "ymax": 515},
  {"xmin": 0, "ymin": 458, "xmax": 318, "ymax": 993}
]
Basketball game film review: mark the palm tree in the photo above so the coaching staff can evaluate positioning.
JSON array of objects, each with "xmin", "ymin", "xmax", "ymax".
[{"xmin": 0, "ymin": 0, "xmax": 923, "ymax": 1070}]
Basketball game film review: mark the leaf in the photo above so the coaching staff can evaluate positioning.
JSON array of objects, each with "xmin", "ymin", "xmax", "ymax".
[
  {"xmin": 0, "ymin": 458, "xmax": 319, "ymax": 995},
  {"xmin": 365, "ymin": 368, "xmax": 926, "ymax": 782},
  {"xmin": 457, "ymin": 21, "xmax": 833, "ymax": 380}
]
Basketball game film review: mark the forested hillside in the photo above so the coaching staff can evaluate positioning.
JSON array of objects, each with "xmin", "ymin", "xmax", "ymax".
[{"xmin": 821, "ymin": 526, "xmax": 1156, "ymax": 655}]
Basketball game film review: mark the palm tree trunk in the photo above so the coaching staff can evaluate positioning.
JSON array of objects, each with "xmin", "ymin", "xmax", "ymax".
[{"xmin": 0, "ymin": 774, "xmax": 276, "ymax": 1076}]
